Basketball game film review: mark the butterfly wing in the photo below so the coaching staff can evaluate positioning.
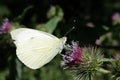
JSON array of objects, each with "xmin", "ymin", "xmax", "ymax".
[{"xmin": 10, "ymin": 28, "xmax": 61, "ymax": 69}]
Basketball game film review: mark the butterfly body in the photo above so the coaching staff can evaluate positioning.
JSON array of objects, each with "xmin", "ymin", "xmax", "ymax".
[{"xmin": 10, "ymin": 28, "xmax": 66, "ymax": 69}]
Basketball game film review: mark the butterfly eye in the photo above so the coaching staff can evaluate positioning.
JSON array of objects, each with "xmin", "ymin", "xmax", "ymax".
[{"xmin": 12, "ymin": 39, "xmax": 15, "ymax": 42}]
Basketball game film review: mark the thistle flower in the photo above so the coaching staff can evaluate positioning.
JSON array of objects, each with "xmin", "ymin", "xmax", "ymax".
[
  {"xmin": 86, "ymin": 22, "xmax": 94, "ymax": 28},
  {"xmin": 112, "ymin": 12, "xmax": 120, "ymax": 21},
  {"xmin": 71, "ymin": 46, "xmax": 104, "ymax": 80},
  {"xmin": 109, "ymin": 52, "xmax": 120, "ymax": 80},
  {"xmin": 61, "ymin": 41, "xmax": 82, "ymax": 68},
  {"xmin": 61, "ymin": 43, "xmax": 104, "ymax": 80},
  {"xmin": 95, "ymin": 39, "xmax": 101, "ymax": 45},
  {"xmin": 110, "ymin": 60, "xmax": 120, "ymax": 80},
  {"xmin": 112, "ymin": 12, "xmax": 120, "ymax": 25},
  {"xmin": 0, "ymin": 18, "xmax": 11, "ymax": 34}
]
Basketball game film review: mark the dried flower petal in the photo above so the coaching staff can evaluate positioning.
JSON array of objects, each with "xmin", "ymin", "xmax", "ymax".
[{"xmin": 0, "ymin": 18, "xmax": 11, "ymax": 34}]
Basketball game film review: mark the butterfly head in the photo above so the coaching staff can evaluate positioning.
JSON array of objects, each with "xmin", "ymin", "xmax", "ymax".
[
  {"xmin": 58, "ymin": 37, "xmax": 67, "ymax": 53},
  {"xmin": 60, "ymin": 37, "xmax": 67, "ymax": 45}
]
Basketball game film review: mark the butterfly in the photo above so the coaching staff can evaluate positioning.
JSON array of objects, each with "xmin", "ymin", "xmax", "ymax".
[{"xmin": 10, "ymin": 28, "xmax": 67, "ymax": 69}]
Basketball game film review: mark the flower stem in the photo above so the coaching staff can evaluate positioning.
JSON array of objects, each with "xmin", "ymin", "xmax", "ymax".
[
  {"xmin": 101, "ymin": 58, "xmax": 116, "ymax": 62},
  {"xmin": 97, "ymin": 68, "xmax": 111, "ymax": 74}
]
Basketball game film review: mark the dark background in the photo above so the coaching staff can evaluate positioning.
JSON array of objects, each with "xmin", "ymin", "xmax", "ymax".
[{"xmin": 0, "ymin": 0, "xmax": 120, "ymax": 80}]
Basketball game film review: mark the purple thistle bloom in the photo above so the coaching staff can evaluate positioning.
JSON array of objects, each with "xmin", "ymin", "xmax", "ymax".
[
  {"xmin": 112, "ymin": 12, "xmax": 120, "ymax": 21},
  {"xmin": 86, "ymin": 22, "xmax": 94, "ymax": 28},
  {"xmin": 61, "ymin": 41, "xmax": 82, "ymax": 67},
  {"xmin": 0, "ymin": 18, "xmax": 11, "ymax": 34},
  {"xmin": 95, "ymin": 39, "xmax": 101, "ymax": 45}
]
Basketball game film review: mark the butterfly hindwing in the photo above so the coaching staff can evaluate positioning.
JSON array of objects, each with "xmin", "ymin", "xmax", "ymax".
[{"xmin": 16, "ymin": 37, "xmax": 59, "ymax": 69}]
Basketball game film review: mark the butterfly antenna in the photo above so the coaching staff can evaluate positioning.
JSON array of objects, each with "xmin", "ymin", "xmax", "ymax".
[{"xmin": 64, "ymin": 26, "xmax": 75, "ymax": 36}]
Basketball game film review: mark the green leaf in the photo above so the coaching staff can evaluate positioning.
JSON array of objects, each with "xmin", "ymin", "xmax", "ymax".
[
  {"xmin": 14, "ymin": 5, "xmax": 33, "ymax": 22},
  {"xmin": 36, "ymin": 6, "xmax": 63, "ymax": 33},
  {"xmin": 44, "ymin": 16, "xmax": 61, "ymax": 33},
  {"xmin": 0, "ymin": 5, "xmax": 11, "ymax": 19},
  {"xmin": 47, "ymin": 5, "xmax": 64, "ymax": 19},
  {"xmin": 0, "ymin": 70, "xmax": 8, "ymax": 80}
]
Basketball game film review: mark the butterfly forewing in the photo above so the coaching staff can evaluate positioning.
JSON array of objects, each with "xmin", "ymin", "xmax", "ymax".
[{"xmin": 11, "ymin": 28, "xmax": 59, "ymax": 46}]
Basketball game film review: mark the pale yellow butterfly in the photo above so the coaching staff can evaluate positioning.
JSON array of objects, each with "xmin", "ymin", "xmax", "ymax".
[{"xmin": 10, "ymin": 28, "xmax": 67, "ymax": 69}]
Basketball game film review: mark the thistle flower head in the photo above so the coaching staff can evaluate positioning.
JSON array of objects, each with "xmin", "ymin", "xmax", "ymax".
[
  {"xmin": 61, "ymin": 41, "xmax": 82, "ymax": 67},
  {"xmin": 61, "ymin": 43, "xmax": 104, "ymax": 80},
  {"xmin": 110, "ymin": 60, "xmax": 120, "ymax": 80},
  {"xmin": 109, "ymin": 52, "xmax": 120, "ymax": 80},
  {"xmin": 86, "ymin": 22, "xmax": 94, "ymax": 28},
  {"xmin": 112, "ymin": 12, "xmax": 120, "ymax": 21},
  {"xmin": 70, "ymin": 46, "xmax": 103, "ymax": 80},
  {"xmin": 0, "ymin": 18, "xmax": 11, "ymax": 34}
]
